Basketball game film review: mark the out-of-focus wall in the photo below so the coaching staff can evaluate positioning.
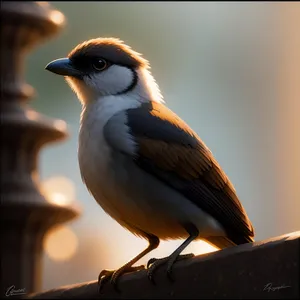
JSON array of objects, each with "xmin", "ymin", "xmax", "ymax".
[
  {"xmin": 276, "ymin": 3, "xmax": 300, "ymax": 237},
  {"xmin": 25, "ymin": 2, "xmax": 300, "ymax": 291}
]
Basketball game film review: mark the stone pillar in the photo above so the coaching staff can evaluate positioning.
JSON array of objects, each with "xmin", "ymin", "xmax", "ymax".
[{"xmin": 0, "ymin": 2, "xmax": 79, "ymax": 297}]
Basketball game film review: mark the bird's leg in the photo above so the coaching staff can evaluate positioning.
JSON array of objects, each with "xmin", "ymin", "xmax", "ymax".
[
  {"xmin": 98, "ymin": 234, "xmax": 159, "ymax": 293},
  {"xmin": 147, "ymin": 224, "xmax": 199, "ymax": 284}
]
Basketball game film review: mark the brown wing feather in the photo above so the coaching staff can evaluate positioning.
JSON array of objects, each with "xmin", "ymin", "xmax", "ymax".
[
  {"xmin": 137, "ymin": 134, "xmax": 254, "ymax": 241},
  {"xmin": 105, "ymin": 101, "xmax": 255, "ymax": 244}
]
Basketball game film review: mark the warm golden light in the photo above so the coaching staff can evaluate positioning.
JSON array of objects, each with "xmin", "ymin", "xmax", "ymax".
[
  {"xmin": 36, "ymin": 2, "xmax": 50, "ymax": 7},
  {"xmin": 53, "ymin": 119, "xmax": 67, "ymax": 131},
  {"xmin": 49, "ymin": 10, "xmax": 65, "ymax": 26},
  {"xmin": 25, "ymin": 109, "xmax": 67, "ymax": 131},
  {"xmin": 102, "ymin": 225, "xmax": 218, "ymax": 270},
  {"xmin": 44, "ymin": 226, "xmax": 78, "ymax": 262},
  {"xmin": 25, "ymin": 109, "xmax": 39, "ymax": 121},
  {"xmin": 187, "ymin": 240, "xmax": 218, "ymax": 255},
  {"xmin": 50, "ymin": 192, "xmax": 72, "ymax": 206},
  {"xmin": 41, "ymin": 176, "xmax": 76, "ymax": 206}
]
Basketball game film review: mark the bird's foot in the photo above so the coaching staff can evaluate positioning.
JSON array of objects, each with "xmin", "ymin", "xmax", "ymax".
[
  {"xmin": 98, "ymin": 265, "xmax": 145, "ymax": 293},
  {"xmin": 146, "ymin": 253, "xmax": 194, "ymax": 284}
]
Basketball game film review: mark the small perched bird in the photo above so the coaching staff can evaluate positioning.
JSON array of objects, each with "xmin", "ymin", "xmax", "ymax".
[{"xmin": 45, "ymin": 37, "xmax": 255, "ymax": 291}]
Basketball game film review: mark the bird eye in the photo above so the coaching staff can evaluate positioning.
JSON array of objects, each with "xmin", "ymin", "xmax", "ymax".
[{"xmin": 92, "ymin": 59, "xmax": 107, "ymax": 71}]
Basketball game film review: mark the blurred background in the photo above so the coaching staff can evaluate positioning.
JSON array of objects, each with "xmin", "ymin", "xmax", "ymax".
[{"xmin": 24, "ymin": 2, "xmax": 300, "ymax": 291}]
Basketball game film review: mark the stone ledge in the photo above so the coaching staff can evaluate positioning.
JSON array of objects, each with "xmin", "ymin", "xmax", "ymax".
[{"xmin": 26, "ymin": 231, "xmax": 299, "ymax": 299}]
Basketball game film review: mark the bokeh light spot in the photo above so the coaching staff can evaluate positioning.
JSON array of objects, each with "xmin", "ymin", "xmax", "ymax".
[
  {"xmin": 44, "ymin": 226, "xmax": 78, "ymax": 262},
  {"xmin": 41, "ymin": 176, "xmax": 76, "ymax": 206}
]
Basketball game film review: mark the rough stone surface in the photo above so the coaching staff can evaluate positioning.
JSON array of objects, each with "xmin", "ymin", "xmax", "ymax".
[{"xmin": 26, "ymin": 231, "xmax": 299, "ymax": 299}]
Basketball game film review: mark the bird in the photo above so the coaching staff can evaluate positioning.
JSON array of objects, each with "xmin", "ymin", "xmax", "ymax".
[{"xmin": 45, "ymin": 37, "xmax": 255, "ymax": 291}]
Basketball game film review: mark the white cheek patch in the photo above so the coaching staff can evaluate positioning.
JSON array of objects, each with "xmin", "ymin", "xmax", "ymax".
[{"xmin": 84, "ymin": 65, "xmax": 134, "ymax": 96}]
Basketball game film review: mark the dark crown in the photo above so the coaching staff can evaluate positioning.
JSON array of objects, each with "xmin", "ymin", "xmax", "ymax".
[{"xmin": 68, "ymin": 37, "xmax": 149, "ymax": 69}]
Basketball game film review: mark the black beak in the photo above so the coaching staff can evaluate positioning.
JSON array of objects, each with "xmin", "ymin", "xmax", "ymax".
[{"xmin": 45, "ymin": 58, "xmax": 82, "ymax": 77}]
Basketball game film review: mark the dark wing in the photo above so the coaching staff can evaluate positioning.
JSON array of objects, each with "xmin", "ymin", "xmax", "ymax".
[{"xmin": 104, "ymin": 101, "xmax": 255, "ymax": 245}]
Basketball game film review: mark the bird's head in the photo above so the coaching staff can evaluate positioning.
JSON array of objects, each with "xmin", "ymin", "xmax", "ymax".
[{"xmin": 45, "ymin": 37, "xmax": 162, "ymax": 104}]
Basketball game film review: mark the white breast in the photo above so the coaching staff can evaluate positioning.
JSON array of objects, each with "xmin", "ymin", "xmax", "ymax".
[
  {"xmin": 78, "ymin": 95, "xmax": 141, "ymax": 221},
  {"xmin": 78, "ymin": 96, "xmax": 225, "ymax": 241}
]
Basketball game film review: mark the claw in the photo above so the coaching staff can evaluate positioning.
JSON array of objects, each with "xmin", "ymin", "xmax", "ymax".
[
  {"xmin": 147, "ymin": 257, "xmax": 157, "ymax": 269},
  {"xmin": 98, "ymin": 270, "xmax": 114, "ymax": 292},
  {"xmin": 98, "ymin": 265, "xmax": 145, "ymax": 293},
  {"xmin": 146, "ymin": 253, "xmax": 194, "ymax": 285},
  {"xmin": 146, "ymin": 257, "xmax": 168, "ymax": 284},
  {"xmin": 110, "ymin": 274, "xmax": 121, "ymax": 293}
]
